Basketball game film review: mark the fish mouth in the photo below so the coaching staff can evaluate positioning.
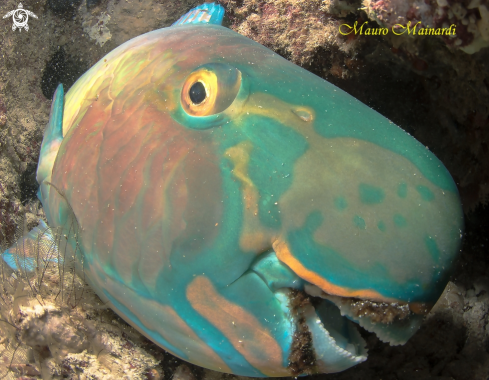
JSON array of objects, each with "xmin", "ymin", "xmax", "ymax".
[{"xmin": 251, "ymin": 251, "xmax": 425, "ymax": 375}]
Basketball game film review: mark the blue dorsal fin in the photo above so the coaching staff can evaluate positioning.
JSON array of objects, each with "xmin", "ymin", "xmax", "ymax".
[{"xmin": 172, "ymin": 2, "xmax": 224, "ymax": 26}]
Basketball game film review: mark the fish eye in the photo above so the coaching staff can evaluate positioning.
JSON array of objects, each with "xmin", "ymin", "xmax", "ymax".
[
  {"xmin": 189, "ymin": 81, "xmax": 207, "ymax": 104},
  {"xmin": 181, "ymin": 63, "xmax": 241, "ymax": 117}
]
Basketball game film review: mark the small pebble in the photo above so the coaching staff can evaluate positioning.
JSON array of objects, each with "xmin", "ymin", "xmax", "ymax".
[{"xmin": 173, "ymin": 365, "xmax": 196, "ymax": 380}]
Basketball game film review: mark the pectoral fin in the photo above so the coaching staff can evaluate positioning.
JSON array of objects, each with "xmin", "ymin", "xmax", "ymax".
[{"xmin": 2, "ymin": 220, "xmax": 57, "ymax": 272}]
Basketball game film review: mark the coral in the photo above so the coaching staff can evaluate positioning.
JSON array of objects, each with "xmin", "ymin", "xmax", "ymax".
[
  {"xmin": 82, "ymin": 11, "xmax": 112, "ymax": 47},
  {"xmin": 220, "ymin": 0, "xmax": 357, "ymax": 65},
  {"xmin": 0, "ymin": 223, "xmax": 160, "ymax": 379}
]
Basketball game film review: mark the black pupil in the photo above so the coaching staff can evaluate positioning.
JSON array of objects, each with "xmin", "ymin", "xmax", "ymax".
[{"xmin": 189, "ymin": 82, "xmax": 206, "ymax": 104}]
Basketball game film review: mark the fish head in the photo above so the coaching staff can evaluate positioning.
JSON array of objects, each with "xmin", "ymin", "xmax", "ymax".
[{"xmin": 164, "ymin": 23, "xmax": 463, "ymax": 310}]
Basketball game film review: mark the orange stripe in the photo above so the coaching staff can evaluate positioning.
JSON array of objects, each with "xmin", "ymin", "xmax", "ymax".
[
  {"xmin": 186, "ymin": 276, "xmax": 291, "ymax": 376},
  {"xmin": 225, "ymin": 141, "xmax": 271, "ymax": 252},
  {"xmin": 273, "ymin": 239, "xmax": 392, "ymax": 302},
  {"xmin": 105, "ymin": 283, "xmax": 231, "ymax": 373},
  {"xmin": 158, "ymin": 306, "xmax": 232, "ymax": 372}
]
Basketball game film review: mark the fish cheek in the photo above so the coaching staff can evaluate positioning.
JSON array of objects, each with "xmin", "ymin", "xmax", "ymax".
[{"xmin": 171, "ymin": 140, "xmax": 223, "ymax": 255}]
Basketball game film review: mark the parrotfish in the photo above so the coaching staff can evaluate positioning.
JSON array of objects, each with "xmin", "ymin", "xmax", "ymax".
[{"xmin": 4, "ymin": 3, "xmax": 463, "ymax": 376}]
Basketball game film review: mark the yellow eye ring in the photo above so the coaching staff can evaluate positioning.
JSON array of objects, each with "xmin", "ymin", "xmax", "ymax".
[{"xmin": 181, "ymin": 63, "xmax": 242, "ymax": 117}]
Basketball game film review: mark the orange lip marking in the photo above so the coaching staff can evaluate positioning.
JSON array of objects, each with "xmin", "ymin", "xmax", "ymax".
[
  {"xmin": 186, "ymin": 276, "xmax": 291, "ymax": 376},
  {"xmin": 273, "ymin": 239, "xmax": 392, "ymax": 302}
]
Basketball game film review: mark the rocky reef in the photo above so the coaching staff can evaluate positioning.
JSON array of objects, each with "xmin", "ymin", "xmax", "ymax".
[
  {"xmin": 0, "ymin": 0, "xmax": 488, "ymax": 379},
  {"xmin": 363, "ymin": 0, "xmax": 489, "ymax": 54},
  {"xmin": 0, "ymin": 225, "xmax": 161, "ymax": 379}
]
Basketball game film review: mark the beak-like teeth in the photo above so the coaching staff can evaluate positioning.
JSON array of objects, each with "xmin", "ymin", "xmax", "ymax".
[
  {"xmin": 277, "ymin": 288, "xmax": 367, "ymax": 375},
  {"xmin": 253, "ymin": 251, "xmax": 369, "ymax": 374},
  {"xmin": 303, "ymin": 300, "xmax": 367, "ymax": 373},
  {"xmin": 305, "ymin": 284, "xmax": 424, "ymax": 346}
]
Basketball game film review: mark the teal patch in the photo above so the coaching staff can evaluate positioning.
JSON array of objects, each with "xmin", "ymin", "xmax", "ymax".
[
  {"xmin": 243, "ymin": 116, "xmax": 308, "ymax": 229},
  {"xmin": 393, "ymin": 214, "xmax": 407, "ymax": 227},
  {"xmin": 252, "ymin": 251, "xmax": 304, "ymax": 292},
  {"xmin": 416, "ymin": 185, "xmax": 435, "ymax": 202},
  {"xmin": 425, "ymin": 236, "xmax": 440, "ymax": 262},
  {"xmin": 397, "ymin": 182, "xmax": 407, "ymax": 198},
  {"xmin": 334, "ymin": 196, "xmax": 348, "ymax": 211},
  {"xmin": 377, "ymin": 221, "xmax": 386, "ymax": 232},
  {"xmin": 359, "ymin": 183, "xmax": 385, "ymax": 204},
  {"xmin": 353, "ymin": 215, "xmax": 366, "ymax": 229}
]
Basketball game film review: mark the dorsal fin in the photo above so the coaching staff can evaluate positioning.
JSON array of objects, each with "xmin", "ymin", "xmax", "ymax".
[{"xmin": 172, "ymin": 2, "xmax": 224, "ymax": 26}]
